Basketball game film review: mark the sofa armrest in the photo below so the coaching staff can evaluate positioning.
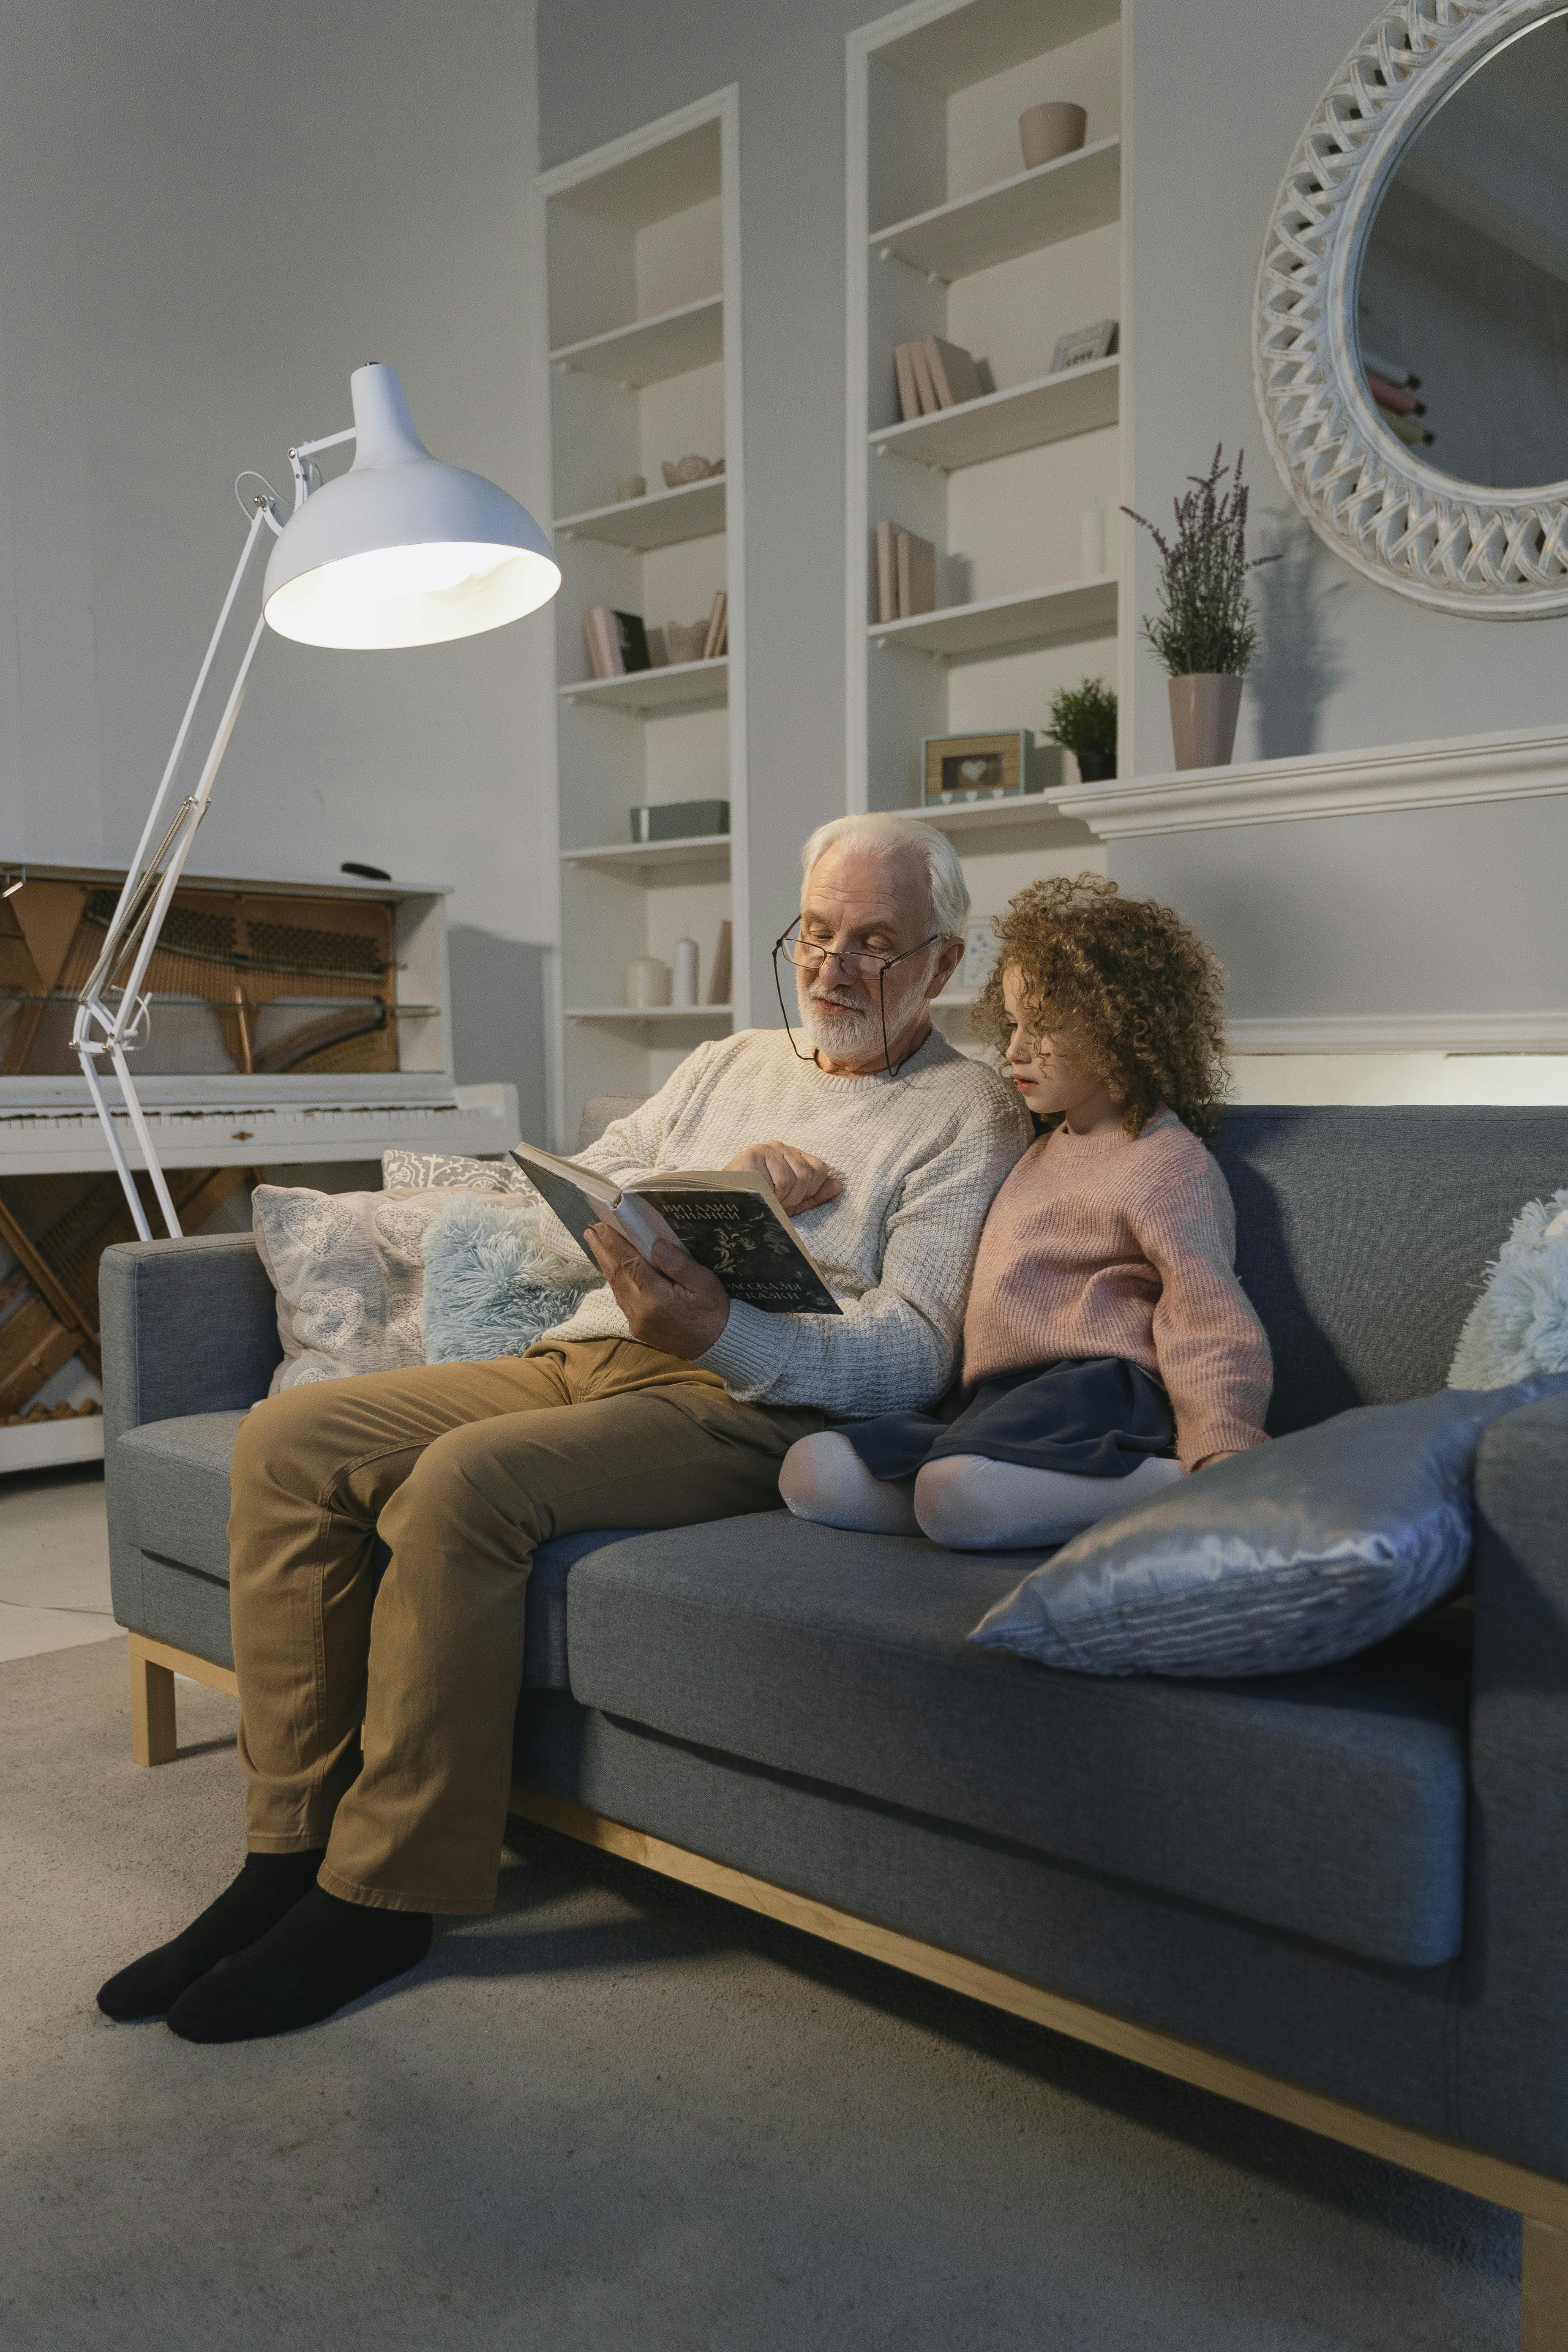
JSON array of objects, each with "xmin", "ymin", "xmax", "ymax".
[
  {"xmin": 1453, "ymin": 1389, "xmax": 1568, "ymax": 2175},
  {"xmin": 99, "ymin": 1233, "xmax": 279, "ymax": 1444}
]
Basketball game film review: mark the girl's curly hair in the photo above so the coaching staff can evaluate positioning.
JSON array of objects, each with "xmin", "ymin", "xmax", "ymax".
[{"xmin": 974, "ymin": 873, "xmax": 1229, "ymax": 1143}]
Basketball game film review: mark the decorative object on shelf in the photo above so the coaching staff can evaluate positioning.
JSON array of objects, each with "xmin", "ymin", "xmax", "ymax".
[
  {"xmin": 660, "ymin": 453, "xmax": 725, "ymax": 488},
  {"xmin": 628, "ymin": 799, "xmax": 731, "ymax": 843},
  {"xmin": 873, "ymin": 521, "xmax": 936, "ymax": 623},
  {"xmin": 1125, "ymin": 446, "xmax": 1276, "ymax": 772},
  {"xmin": 893, "ymin": 336, "xmax": 985, "ymax": 420},
  {"xmin": 624, "ymin": 956, "xmax": 673, "ymax": 1009},
  {"xmin": 1018, "ymin": 100, "xmax": 1087, "ymax": 171},
  {"xmin": 960, "ymin": 919, "xmax": 999, "ymax": 995},
  {"xmin": 581, "ymin": 606, "xmax": 652, "ymax": 679},
  {"xmin": 921, "ymin": 731, "xmax": 1038, "ymax": 808},
  {"xmin": 71, "ymin": 360, "xmax": 559, "ymax": 1240},
  {"xmin": 671, "ymin": 938, "xmax": 700, "ymax": 1009},
  {"xmin": 707, "ymin": 919, "xmax": 733, "ymax": 1007},
  {"xmin": 616, "ymin": 475, "xmax": 647, "ymax": 502},
  {"xmin": 1047, "ymin": 677, "xmax": 1118, "ymax": 784},
  {"xmin": 1050, "ymin": 319, "xmax": 1118, "ymax": 375},
  {"xmin": 663, "ymin": 618, "xmax": 709, "ymax": 664},
  {"xmin": 1254, "ymin": 0, "xmax": 1568, "ymax": 616}
]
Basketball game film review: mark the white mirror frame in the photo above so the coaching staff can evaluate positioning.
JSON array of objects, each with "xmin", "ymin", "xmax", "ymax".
[{"xmin": 1254, "ymin": 0, "xmax": 1568, "ymax": 618}]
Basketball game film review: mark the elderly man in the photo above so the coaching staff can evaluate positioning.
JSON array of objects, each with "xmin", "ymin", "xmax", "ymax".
[{"xmin": 98, "ymin": 812, "xmax": 1030, "ymax": 2041}]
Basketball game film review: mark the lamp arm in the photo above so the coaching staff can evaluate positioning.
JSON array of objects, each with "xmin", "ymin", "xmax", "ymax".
[{"xmin": 72, "ymin": 494, "xmax": 279, "ymax": 1241}]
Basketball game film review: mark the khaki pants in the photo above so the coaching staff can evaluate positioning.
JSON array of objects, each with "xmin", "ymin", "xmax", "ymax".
[{"xmin": 227, "ymin": 1337, "xmax": 823, "ymax": 1915}]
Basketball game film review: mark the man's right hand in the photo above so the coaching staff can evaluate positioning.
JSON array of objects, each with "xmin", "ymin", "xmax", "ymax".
[{"xmin": 725, "ymin": 1142, "xmax": 843, "ymax": 1214}]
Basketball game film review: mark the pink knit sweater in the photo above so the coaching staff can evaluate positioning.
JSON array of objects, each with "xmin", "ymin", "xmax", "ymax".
[{"xmin": 960, "ymin": 1108, "xmax": 1271, "ymax": 1469}]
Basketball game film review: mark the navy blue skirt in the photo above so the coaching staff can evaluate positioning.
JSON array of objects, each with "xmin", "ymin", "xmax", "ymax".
[{"xmin": 843, "ymin": 1356, "xmax": 1175, "ymax": 1482}]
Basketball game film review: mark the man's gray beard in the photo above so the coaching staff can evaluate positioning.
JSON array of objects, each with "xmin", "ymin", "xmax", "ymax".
[{"xmin": 797, "ymin": 977, "xmax": 883, "ymax": 1058}]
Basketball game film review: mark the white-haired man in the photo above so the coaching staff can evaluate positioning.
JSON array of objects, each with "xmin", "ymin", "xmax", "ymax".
[{"xmin": 99, "ymin": 813, "xmax": 1030, "ymax": 2042}]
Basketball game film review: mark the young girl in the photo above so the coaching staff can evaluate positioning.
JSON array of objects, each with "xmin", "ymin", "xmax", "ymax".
[{"xmin": 779, "ymin": 873, "xmax": 1271, "ymax": 1549}]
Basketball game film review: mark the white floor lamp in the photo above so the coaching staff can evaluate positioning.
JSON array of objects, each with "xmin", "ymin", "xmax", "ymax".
[{"xmin": 71, "ymin": 362, "xmax": 559, "ymax": 1240}]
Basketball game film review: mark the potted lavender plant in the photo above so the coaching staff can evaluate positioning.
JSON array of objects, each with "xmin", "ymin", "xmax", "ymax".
[{"xmin": 1124, "ymin": 447, "xmax": 1276, "ymax": 771}]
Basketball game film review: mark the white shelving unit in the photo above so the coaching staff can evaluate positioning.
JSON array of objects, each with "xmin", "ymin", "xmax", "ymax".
[
  {"xmin": 847, "ymin": 0, "xmax": 1127, "ymax": 1012},
  {"xmin": 533, "ymin": 90, "xmax": 744, "ymax": 1149}
]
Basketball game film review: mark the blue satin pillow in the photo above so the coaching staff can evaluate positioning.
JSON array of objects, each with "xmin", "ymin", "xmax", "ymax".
[{"xmin": 968, "ymin": 1376, "xmax": 1568, "ymax": 1678}]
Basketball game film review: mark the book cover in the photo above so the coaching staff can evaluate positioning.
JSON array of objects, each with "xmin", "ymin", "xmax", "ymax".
[
  {"xmin": 924, "ymin": 336, "xmax": 982, "ymax": 408},
  {"xmin": 894, "ymin": 342, "xmax": 921, "ymax": 423},
  {"xmin": 896, "ymin": 529, "xmax": 936, "ymax": 619},
  {"xmin": 582, "ymin": 611, "xmax": 610, "ymax": 680},
  {"xmin": 508, "ymin": 1146, "xmax": 841, "ymax": 1316},
  {"xmin": 909, "ymin": 340, "xmax": 940, "ymax": 415},
  {"xmin": 874, "ymin": 519, "xmax": 896, "ymax": 625},
  {"xmin": 612, "ymin": 610, "xmax": 652, "ymax": 673}
]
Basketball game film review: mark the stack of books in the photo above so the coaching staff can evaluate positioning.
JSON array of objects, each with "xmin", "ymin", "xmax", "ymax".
[
  {"xmin": 893, "ymin": 336, "xmax": 985, "ymax": 422},
  {"xmin": 872, "ymin": 521, "xmax": 936, "ymax": 625},
  {"xmin": 1363, "ymin": 353, "xmax": 1433, "ymax": 448},
  {"xmin": 581, "ymin": 607, "xmax": 652, "ymax": 679}
]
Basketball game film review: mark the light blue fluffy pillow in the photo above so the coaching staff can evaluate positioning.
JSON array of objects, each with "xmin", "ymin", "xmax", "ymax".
[
  {"xmin": 419, "ymin": 1194, "xmax": 603, "ymax": 1364},
  {"xmin": 1448, "ymin": 1187, "xmax": 1568, "ymax": 1388}
]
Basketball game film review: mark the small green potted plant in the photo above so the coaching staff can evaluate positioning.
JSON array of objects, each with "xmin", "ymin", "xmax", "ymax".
[
  {"xmin": 1047, "ymin": 677, "xmax": 1117, "ymax": 782},
  {"xmin": 1125, "ymin": 446, "xmax": 1276, "ymax": 771}
]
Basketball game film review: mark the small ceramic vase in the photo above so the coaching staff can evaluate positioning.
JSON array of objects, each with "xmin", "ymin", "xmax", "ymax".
[
  {"xmin": 1167, "ymin": 674, "xmax": 1243, "ymax": 771},
  {"xmin": 1019, "ymin": 101, "xmax": 1087, "ymax": 169},
  {"xmin": 624, "ymin": 956, "xmax": 673, "ymax": 1008},
  {"xmin": 671, "ymin": 939, "xmax": 700, "ymax": 1008}
]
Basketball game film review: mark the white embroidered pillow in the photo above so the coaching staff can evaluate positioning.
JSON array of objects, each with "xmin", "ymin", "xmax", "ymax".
[{"xmin": 251, "ymin": 1185, "xmax": 461, "ymax": 1393}]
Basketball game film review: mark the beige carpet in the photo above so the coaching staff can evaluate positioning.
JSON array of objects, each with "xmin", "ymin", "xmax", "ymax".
[{"xmin": 0, "ymin": 1638, "xmax": 1517, "ymax": 2352}]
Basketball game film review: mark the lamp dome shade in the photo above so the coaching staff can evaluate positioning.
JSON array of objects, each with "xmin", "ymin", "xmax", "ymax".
[{"xmin": 262, "ymin": 363, "xmax": 560, "ymax": 649}]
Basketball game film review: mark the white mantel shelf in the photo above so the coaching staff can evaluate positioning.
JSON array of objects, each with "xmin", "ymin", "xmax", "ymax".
[{"xmin": 1054, "ymin": 722, "xmax": 1568, "ymax": 837}]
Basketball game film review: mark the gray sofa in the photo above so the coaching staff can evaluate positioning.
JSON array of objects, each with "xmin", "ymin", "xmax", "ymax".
[{"xmin": 100, "ymin": 1102, "xmax": 1568, "ymax": 2337}]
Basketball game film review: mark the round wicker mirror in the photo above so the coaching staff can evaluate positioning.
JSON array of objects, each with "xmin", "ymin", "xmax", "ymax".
[{"xmin": 1254, "ymin": 0, "xmax": 1568, "ymax": 617}]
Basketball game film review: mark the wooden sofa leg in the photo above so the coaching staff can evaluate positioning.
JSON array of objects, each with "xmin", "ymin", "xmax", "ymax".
[
  {"xmin": 1522, "ymin": 2217, "xmax": 1568, "ymax": 2349},
  {"xmin": 129, "ymin": 1640, "xmax": 178, "ymax": 1767}
]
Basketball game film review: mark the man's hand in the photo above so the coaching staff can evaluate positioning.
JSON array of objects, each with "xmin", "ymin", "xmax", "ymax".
[
  {"xmin": 586, "ymin": 1223, "xmax": 731, "ymax": 1359},
  {"xmin": 725, "ymin": 1142, "xmax": 842, "ymax": 1214}
]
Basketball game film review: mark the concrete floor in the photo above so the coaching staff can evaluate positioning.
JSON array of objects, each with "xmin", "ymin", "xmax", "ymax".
[{"xmin": 0, "ymin": 1462, "xmax": 119, "ymax": 1662}]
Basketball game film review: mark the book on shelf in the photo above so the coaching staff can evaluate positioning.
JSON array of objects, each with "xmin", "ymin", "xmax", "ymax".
[
  {"xmin": 702, "ymin": 589, "xmax": 728, "ymax": 662},
  {"xmin": 895, "ymin": 528, "xmax": 936, "ymax": 619},
  {"xmin": 508, "ymin": 1141, "xmax": 841, "ymax": 1315},
  {"xmin": 909, "ymin": 338, "xmax": 940, "ymax": 417},
  {"xmin": 582, "ymin": 607, "xmax": 652, "ymax": 679},
  {"xmin": 894, "ymin": 342, "xmax": 921, "ymax": 423},
  {"xmin": 922, "ymin": 336, "xmax": 983, "ymax": 409},
  {"xmin": 707, "ymin": 918, "xmax": 732, "ymax": 1005},
  {"xmin": 874, "ymin": 518, "xmax": 897, "ymax": 624}
]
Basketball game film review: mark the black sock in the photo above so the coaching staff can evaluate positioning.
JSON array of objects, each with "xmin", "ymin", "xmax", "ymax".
[
  {"xmin": 97, "ymin": 1850, "xmax": 325, "ymax": 2022},
  {"xmin": 164, "ymin": 1885, "xmax": 433, "ymax": 2043}
]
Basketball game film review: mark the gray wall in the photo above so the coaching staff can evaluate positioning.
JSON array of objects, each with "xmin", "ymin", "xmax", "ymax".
[
  {"xmin": 1119, "ymin": 0, "xmax": 1568, "ymax": 1015},
  {"xmin": 0, "ymin": 0, "xmax": 555, "ymax": 1132}
]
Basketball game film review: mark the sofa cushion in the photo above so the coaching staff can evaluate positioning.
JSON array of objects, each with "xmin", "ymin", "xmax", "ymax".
[
  {"xmin": 114, "ymin": 1414, "xmax": 624, "ymax": 1690},
  {"xmin": 564, "ymin": 1512, "xmax": 1470, "ymax": 1968}
]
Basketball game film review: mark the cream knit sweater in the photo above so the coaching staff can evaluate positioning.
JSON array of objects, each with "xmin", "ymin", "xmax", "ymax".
[
  {"xmin": 543, "ymin": 1026, "xmax": 1031, "ymax": 1415},
  {"xmin": 960, "ymin": 1108, "xmax": 1272, "ymax": 1468}
]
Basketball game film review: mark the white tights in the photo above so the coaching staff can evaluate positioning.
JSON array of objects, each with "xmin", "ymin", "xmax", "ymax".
[{"xmin": 779, "ymin": 1429, "xmax": 1184, "ymax": 1551}]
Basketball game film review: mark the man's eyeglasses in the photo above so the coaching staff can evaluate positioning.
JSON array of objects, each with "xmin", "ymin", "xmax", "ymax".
[{"xmin": 772, "ymin": 919, "xmax": 944, "ymax": 1078}]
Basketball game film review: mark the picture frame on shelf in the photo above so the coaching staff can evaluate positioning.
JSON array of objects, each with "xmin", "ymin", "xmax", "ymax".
[
  {"xmin": 960, "ymin": 919, "xmax": 999, "ymax": 996},
  {"xmin": 1050, "ymin": 319, "xmax": 1118, "ymax": 374},
  {"xmin": 921, "ymin": 731, "xmax": 1039, "ymax": 808}
]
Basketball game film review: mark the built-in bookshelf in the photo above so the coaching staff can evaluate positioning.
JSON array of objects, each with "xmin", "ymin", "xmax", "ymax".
[
  {"xmin": 533, "ymin": 90, "xmax": 744, "ymax": 1148},
  {"xmin": 847, "ymin": 0, "xmax": 1125, "ymax": 1040}
]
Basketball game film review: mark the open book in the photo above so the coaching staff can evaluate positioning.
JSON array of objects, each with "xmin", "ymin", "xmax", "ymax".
[{"xmin": 508, "ymin": 1141, "xmax": 842, "ymax": 1316}]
